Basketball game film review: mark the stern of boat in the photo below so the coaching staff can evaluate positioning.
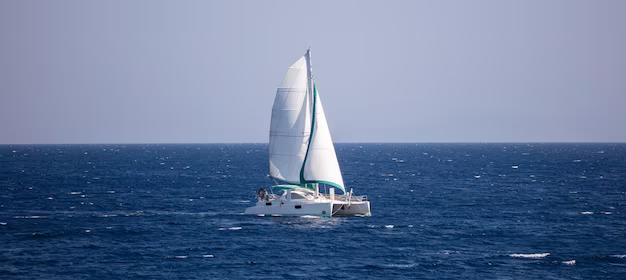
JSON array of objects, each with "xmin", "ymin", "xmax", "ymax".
[{"xmin": 332, "ymin": 201, "xmax": 371, "ymax": 216}]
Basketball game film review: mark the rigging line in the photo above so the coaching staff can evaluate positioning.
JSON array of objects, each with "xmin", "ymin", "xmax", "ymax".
[{"xmin": 331, "ymin": 203, "xmax": 343, "ymax": 216}]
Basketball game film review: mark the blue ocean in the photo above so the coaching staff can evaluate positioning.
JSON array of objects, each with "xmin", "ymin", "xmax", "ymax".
[{"xmin": 1, "ymin": 143, "xmax": 625, "ymax": 279}]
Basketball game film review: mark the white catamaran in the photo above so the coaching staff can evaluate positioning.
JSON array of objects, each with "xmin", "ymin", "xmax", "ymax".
[{"xmin": 244, "ymin": 49, "xmax": 371, "ymax": 217}]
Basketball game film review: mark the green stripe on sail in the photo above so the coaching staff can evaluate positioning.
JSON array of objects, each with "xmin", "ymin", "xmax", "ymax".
[
  {"xmin": 299, "ymin": 85, "xmax": 346, "ymax": 193},
  {"xmin": 299, "ymin": 84, "xmax": 317, "ymax": 184}
]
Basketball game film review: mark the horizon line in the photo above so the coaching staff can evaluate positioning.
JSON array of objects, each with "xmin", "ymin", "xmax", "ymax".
[{"xmin": 1, "ymin": 141, "xmax": 626, "ymax": 145}]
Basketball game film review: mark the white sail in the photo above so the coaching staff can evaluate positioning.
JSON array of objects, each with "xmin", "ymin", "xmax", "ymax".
[
  {"xmin": 268, "ymin": 56, "xmax": 311, "ymax": 184},
  {"xmin": 269, "ymin": 50, "xmax": 345, "ymax": 193},
  {"xmin": 302, "ymin": 87, "xmax": 345, "ymax": 192}
]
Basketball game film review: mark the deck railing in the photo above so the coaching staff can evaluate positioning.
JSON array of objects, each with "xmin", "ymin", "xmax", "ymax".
[
  {"xmin": 258, "ymin": 193, "xmax": 367, "ymax": 202},
  {"xmin": 322, "ymin": 194, "xmax": 367, "ymax": 202}
]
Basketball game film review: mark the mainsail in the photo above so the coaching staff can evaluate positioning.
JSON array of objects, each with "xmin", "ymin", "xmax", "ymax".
[
  {"xmin": 268, "ymin": 56, "xmax": 311, "ymax": 184},
  {"xmin": 268, "ymin": 50, "xmax": 345, "ymax": 193}
]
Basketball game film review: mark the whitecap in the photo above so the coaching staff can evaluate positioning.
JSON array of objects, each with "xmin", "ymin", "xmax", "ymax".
[
  {"xmin": 175, "ymin": 256, "xmax": 188, "ymax": 259},
  {"xmin": 85, "ymin": 229, "xmax": 91, "ymax": 233},
  {"xmin": 301, "ymin": 215, "xmax": 320, "ymax": 219},
  {"xmin": 604, "ymin": 212, "xmax": 612, "ymax": 215},
  {"xmin": 581, "ymin": 212, "xmax": 593, "ymax": 215},
  {"xmin": 511, "ymin": 165, "xmax": 519, "ymax": 169},
  {"xmin": 14, "ymin": 216, "xmax": 47, "ymax": 219},
  {"xmin": 509, "ymin": 253, "xmax": 550, "ymax": 258},
  {"xmin": 257, "ymin": 214, "xmax": 265, "ymax": 217},
  {"xmin": 381, "ymin": 263, "xmax": 417, "ymax": 268},
  {"xmin": 562, "ymin": 260, "xmax": 576, "ymax": 265},
  {"xmin": 474, "ymin": 175, "xmax": 481, "ymax": 179},
  {"xmin": 610, "ymin": 255, "xmax": 626, "ymax": 258},
  {"xmin": 203, "ymin": 254, "xmax": 215, "ymax": 258},
  {"xmin": 385, "ymin": 225, "xmax": 394, "ymax": 229},
  {"xmin": 0, "ymin": 222, "xmax": 7, "ymax": 226},
  {"xmin": 573, "ymin": 159, "xmax": 582, "ymax": 162},
  {"xmin": 70, "ymin": 192, "xmax": 82, "ymax": 195},
  {"xmin": 219, "ymin": 227, "xmax": 242, "ymax": 230}
]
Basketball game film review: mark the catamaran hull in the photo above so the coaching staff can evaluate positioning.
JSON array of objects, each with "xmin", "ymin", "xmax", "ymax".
[
  {"xmin": 332, "ymin": 201, "xmax": 371, "ymax": 216},
  {"xmin": 244, "ymin": 200, "xmax": 370, "ymax": 217},
  {"xmin": 244, "ymin": 201, "xmax": 333, "ymax": 216}
]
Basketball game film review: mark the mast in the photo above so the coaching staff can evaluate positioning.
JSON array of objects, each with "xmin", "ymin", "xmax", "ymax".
[
  {"xmin": 300, "ymin": 48, "xmax": 316, "ymax": 186},
  {"xmin": 305, "ymin": 48, "xmax": 314, "ymax": 107}
]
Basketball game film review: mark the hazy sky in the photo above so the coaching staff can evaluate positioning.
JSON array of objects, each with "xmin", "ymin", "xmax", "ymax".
[{"xmin": 1, "ymin": 1, "xmax": 625, "ymax": 144}]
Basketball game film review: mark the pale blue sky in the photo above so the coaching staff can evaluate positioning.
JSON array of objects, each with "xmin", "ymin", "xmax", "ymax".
[{"xmin": 1, "ymin": 0, "xmax": 625, "ymax": 144}]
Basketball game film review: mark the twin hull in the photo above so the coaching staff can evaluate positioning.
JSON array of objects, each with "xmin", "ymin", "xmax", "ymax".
[{"xmin": 244, "ymin": 199, "xmax": 371, "ymax": 217}]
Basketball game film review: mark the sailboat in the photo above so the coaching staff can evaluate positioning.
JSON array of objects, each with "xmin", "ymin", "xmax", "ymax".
[{"xmin": 244, "ymin": 49, "xmax": 371, "ymax": 217}]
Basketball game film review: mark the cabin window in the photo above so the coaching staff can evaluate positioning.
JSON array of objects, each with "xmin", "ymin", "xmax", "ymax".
[
  {"xmin": 290, "ymin": 193, "xmax": 305, "ymax": 200},
  {"xmin": 265, "ymin": 202, "xmax": 272, "ymax": 206},
  {"xmin": 295, "ymin": 205, "xmax": 302, "ymax": 209}
]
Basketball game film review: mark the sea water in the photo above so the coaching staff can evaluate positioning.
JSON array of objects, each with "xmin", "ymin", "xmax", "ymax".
[{"xmin": 1, "ymin": 143, "xmax": 625, "ymax": 279}]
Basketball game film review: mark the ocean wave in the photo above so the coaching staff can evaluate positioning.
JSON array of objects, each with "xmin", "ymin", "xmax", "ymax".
[
  {"xmin": 366, "ymin": 224, "xmax": 415, "ymax": 229},
  {"xmin": 367, "ymin": 263, "xmax": 418, "ymax": 269},
  {"xmin": 30, "ymin": 232, "xmax": 65, "ymax": 238},
  {"xmin": 381, "ymin": 263, "xmax": 418, "ymax": 268},
  {"xmin": 164, "ymin": 255, "xmax": 188, "ymax": 259},
  {"xmin": 562, "ymin": 260, "xmax": 576, "ymax": 265},
  {"xmin": 509, "ymin": 253, "xmax": 550, "ymax": 258},
  {"xmin": 219, "ymin": 227, "xmax": 242, "ymax": 230},
  {"xmin": 164, "ymin": 254, "xmax": 215, "ymax": 259}
]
